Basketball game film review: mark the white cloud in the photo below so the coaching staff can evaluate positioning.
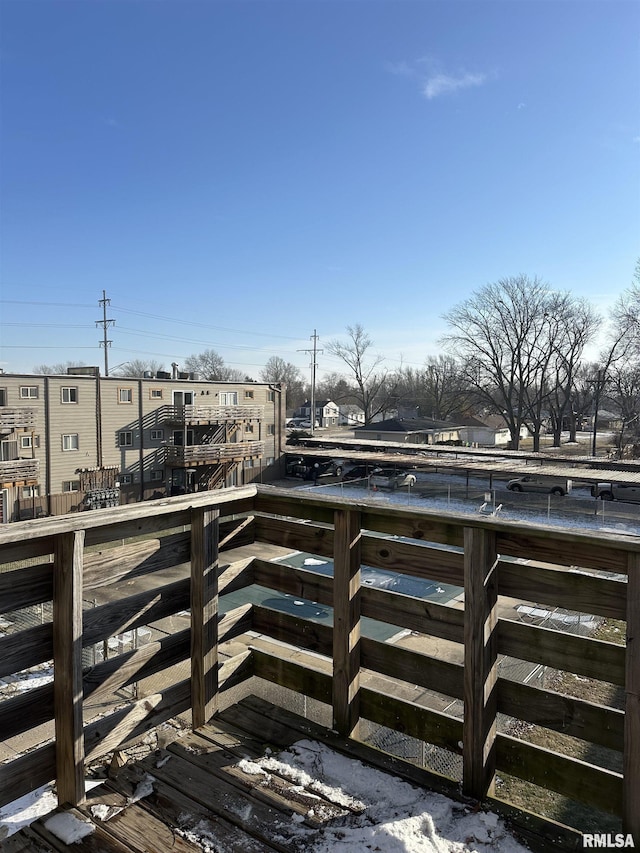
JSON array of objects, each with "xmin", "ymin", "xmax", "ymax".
[
  {"xmin": 423, "ymin": 71, "xmax": 487, "ymax": 100},
  {"xmin": 517, "ymin": 102, "xmax": 526, "ymax": 110}
]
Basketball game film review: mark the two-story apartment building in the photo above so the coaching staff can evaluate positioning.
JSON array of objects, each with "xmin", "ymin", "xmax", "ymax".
[{"xmin": 0, "ymin": 368, "xmax": 285, "ymax": 522}]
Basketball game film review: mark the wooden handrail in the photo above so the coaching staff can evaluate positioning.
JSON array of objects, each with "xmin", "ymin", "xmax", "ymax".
[{"xmin": 0, "ymin": 484, "xmax": 638, "ymax": 842}]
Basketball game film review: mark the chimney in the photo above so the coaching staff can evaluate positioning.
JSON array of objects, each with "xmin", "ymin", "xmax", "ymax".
[{"xmin": 172, "ymin": 362, "xmax": 179, "ymax": 379}]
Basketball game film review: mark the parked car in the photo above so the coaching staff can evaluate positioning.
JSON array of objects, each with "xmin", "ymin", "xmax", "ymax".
[
  {"xmin": 591, "ymin": 482, "xmax": 640, "ymax": 502},
  {"xmin": 506, "ymin": 476, "xmax": 571, "ymax": 496},
  {"xmin": 342, "ymin": 464, "xmax": 383, "ymax": 483},
  {"xmin": 285, "ymin": 456, "xmax": 344, "ymax": 480},
  {"xmin": 369, "ymin": 468, "xmax": 418, "ymax": 490}
]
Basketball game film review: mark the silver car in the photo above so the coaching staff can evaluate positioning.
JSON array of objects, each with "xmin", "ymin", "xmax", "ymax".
[{"xmin": 369, "ymin": 468, "xmax": 417, "ymax": 490}]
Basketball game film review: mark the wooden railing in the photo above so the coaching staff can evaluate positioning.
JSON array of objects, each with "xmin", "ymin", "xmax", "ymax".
[
  {"xmin": 0, "ymin": 408, "xmax": 37, "ymax": 430},
  {"xmin": 0, "ymin": 457, "xmax": 39, "ymax": 485},
  {"xmin": 0, "ymin": 485, "xmax": 638, "ymax": 847},
  {"xmin": 164, "ymin": 440, "xmax": 264, "ymax": 465},
  {"xmin": 162, "ymin": 404, "xmax": 264, "ymax": 423}
]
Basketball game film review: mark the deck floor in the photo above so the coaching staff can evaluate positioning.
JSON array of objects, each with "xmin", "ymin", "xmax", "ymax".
[{"xmin": 4, "ymin": 695, "xmax": 442, "ymax": 853}]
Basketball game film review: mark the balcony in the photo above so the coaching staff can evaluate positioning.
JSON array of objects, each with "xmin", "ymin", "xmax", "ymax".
[
  {"xmin": 0, "ymin": 456, "xmax": 39, "ymax": 486},
  {"xmin": 0, "ymin": 486, "xmax": 638, "ymax": 849},
  {"xmin": 0, "ymin": 407, "xmax": 37, "ymax": 432},
  {"xmin": 162, "ymin": 404, "xmax": 264, "ymax": 424},
  {"xmin": 164, "ymin": 440, "xmax": 264, "ymax": 466}
]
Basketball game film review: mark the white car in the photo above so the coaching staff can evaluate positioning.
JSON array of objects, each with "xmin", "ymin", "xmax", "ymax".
[
  {"xmin": 591, "ymin": 482, "xmax": 640, "ymax": 502},
  {"xmin": 369, "ymin": 468, "xmax": 417, "ymax": 490}
]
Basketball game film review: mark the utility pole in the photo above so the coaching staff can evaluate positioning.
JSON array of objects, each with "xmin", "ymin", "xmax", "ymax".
[
  {"xmin": 96, "ymin": 290, "xmax": 115, "ymax": 376},
  {"xmin": 298, "ymin": 330, "xmax": 323, "ymax": 436}
]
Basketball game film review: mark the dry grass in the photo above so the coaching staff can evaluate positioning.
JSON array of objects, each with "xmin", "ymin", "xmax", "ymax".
[{"xmin": 496, "ymin": 618, "xmax": 626, "ymax": 835}]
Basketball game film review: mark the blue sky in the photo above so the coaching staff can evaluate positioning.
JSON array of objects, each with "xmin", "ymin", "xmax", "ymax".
[{"xmin": 1, "ymin": 0, "xmax": 638, "ymax": 380}]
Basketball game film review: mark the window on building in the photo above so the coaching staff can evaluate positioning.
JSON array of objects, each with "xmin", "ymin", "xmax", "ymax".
[
  {"xmin": 267, "ymin": 424, "xmax": 275, "ymax": 435},
  {"xmin": 20, "ymin": 435, "xmax": 33, "ymax": 449},
  {"xmin": 119, "ymin": 387, "xmax": 133, "ymax": 403},
  {"xmin": 0, "ymin": 389, "xmax": 6, "ymax": 406},
  {"xmin": 119, "ymin": 431, "xmax": 133, "ymax": 447},
  {"xmin": 62, "ymin": 480, "xmax": 80, "ymax": 492},
  {"xmin": 22, "ymin": 485, "xmax": 40, "ymax": 498},
  {"xmin": 266, "ymin": 456, "xmax": 275, "ymax": 466},
  {"xmin": 268, "ymin": 391, "xmax": 275, "ymax": 402},
  {"xmin": 150, "ymin": 388, "xmax": 163, "ymax": 399},
  {"xmin": 150, "ymin": 470, "xmax": 163, "ymax": 481},
  {"xmin": 62, "ymin": 433, "xmax": 79, "ymax": 451},
  {"xmin": 61, "ymin": 387, "xmax": 78, "ymax": 404},
  {"xmin": 245, "ymin": 423, "xmax": 254, "ymax": 433},
  {"xmin": 219, "ymin": 391, "xmax": 238, "ymax": 405},
  {"xmin": 244, "ymin": 390, "xmax": 254, "ymax": 399},
  {"xmin": 244, "ymin": 458, "xmax": 254, "ymax": 468},
  {"xmin": 120, "ymin": 473, "xmax": 133, "ymax": 485},
  {"xmin": 150, "ymin": 429, "xmax": 164, "ymax": 441},
  {"xmin": 20, "ymin": 386, "xmax": 38, "ymax": 399}
]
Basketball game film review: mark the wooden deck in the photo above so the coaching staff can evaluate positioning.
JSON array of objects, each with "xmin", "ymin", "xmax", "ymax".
[{"xmin": 5, "ymin": 695, "xmax": 573, "ymax": 853}]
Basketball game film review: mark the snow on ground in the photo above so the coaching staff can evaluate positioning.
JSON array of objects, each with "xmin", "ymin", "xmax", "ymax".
[
  {"xmin": 0, "ymin": 780, "xmax": 103, "ymax": 839},
  {"xmin": 237, "ymin": 739, "xmax": 529, "ymax": 853},
  {"xmin": 1, "ymin": 743, "xmax": 530, "ymax": 851}
]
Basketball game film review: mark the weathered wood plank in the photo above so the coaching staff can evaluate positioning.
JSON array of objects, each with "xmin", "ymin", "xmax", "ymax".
[
  {"xmin": 359, "ymin": 686, "xmax": 463, "ymax": 755},
  {"xmin": 498, "ymin": 559, "xmax": 627, "ymax": 620},
  {"xmin": 83, "ymin": 680, "xmax": 191, "ymax": 762},
  {"xmin": 254, "ymin": 515, "xmax": 334, "ymax": 558},
  {"xmin": 360, "ymin": 637, "xmax": 464, "ymax": 700},
  {"xmin": 0, "ymin": 743, "xmax": 56, "ymax": 809},
  {"xmin": 251, "ymin": 647, "xmax": 332, "ymax": 705},
  {"xmin": 144, "ymin": 746, "xmax": 306, "ymax": 852},
  {"xmin": 495, "ymin": 529, "xmax": 630, "ymax": 573},
  {"xmin": 332, "ymin": 508, "xmax": 361, "ymax": 738},
  {"xmin": 361, "ymin": 585, "xmax": 465, "ymax": 641},
  {"xmin": 499, "ymin": 618, "xmax": 626, "ymax": 685},
  {"xmin": 0, "ymin": 562, "xmax": 52, "ymax": 612},
  {"xmin": 83, "ymin": 532, "xmax": 190, "ymax": 590},
  {"xmin": 497, "ymin": 678, "xmax": 624, "ymax": 752},
  {"xmin": 53, "ymin": 529, "xmax": 85, "ymax": 807},
  {"xmin": 624, "ymin": 551, "xmax": 640, "ymax": 838},
  {"xmin": 496, "ymin": 732, "xmax": 623, "ymax": 815},
  {"xmin": 101, "ymin": 763, "xmax": 269, "ymax": 853},
  {"xmin": 361, "ymin": 535, "xmax": 464, "ymax": 587},
  {"xmin": 0, "ymin": 622, "xmax": 53, "ymax": 679},
  {"xmin": 252, "ymin": 605, "xmax": 333, "ymax": 656},
  {"xmin": 218, "ymin": 650, "xmax": 254, "ymax": 699},
  {"xmin": 82, "ymin": 576, "xmax": 190, "ymax": 647},
  {"xmin": 252, "ymin": 557, "xmax": 334, "ymax": 606},
  {"xmin": 463, "ymin": 526, "xmax": 498, "ymax": 799},
  {"xmin": 190, "ymin": 506, "xmax": 219, "ymax": 728}
]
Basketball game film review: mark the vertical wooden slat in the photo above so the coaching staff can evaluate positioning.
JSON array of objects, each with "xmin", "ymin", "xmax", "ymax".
[
  {"xmin": 463, "ymin": 526, "xmax": 498, "ymax": 800},
  {"xmin": 332, "ymin": 508, "xmax": 361, "ymax": 737},
  {"xmin": 191, "ymin": 506, "xmax": 220, "ymax": 728},
  {"xmin": 53, "ymin": 529, "xmax": 86, "ymax": 806},
  {"xmin": 624, "ymin": 552, "xmax": 640, "ymax": 840}
]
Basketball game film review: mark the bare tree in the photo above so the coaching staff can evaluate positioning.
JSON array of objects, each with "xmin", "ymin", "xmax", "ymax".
[
  {"xmin": 182, "ymin": 349, "xmax": 247, "ymax": 381},
  {"xmin": 327, "ymin": 325, "xmax": 393, "ymax": 425},
  {"xmin": 260, "ymin": 356, "xmax": 305, "ymax": 410},
  {"xmin": 33, "ymin": 361, "xmax": 87, "ymax": 374},
  {"xmin": 442, "ymin": 275, "xmax": 559, "ymax": 450},
  {"xmin": 111, "ymin": 359, "xmax": 166, "ymax": 377}
]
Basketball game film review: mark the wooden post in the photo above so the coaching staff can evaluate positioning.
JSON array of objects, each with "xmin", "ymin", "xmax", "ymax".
[
  {"xmin": 624, "ymin": 552, "xmax": 640, "ymax": 841},
  {"xmin": 191, "ymin": 506, "xmax": 220, "ymax": 728},
  {"xmin": 332, "ymin": 508, "xmax": 362, "ymax": 738},
  {"xmin": 463, "ymin": 525, "xmax": 498, "ymax": 800},
  {"xmin": 53, "ymin": 530, "xmax": 86, "ymax": 806}
]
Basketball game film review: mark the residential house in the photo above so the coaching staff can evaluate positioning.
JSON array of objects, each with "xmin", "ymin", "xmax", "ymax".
[{"xmin": 294, "ymin": 400, "xmax": 340, "ymax": 428}]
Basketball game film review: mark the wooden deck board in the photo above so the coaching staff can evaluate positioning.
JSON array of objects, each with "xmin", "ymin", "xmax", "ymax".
[{"xmin": 5, "ymin": 696, "xmax": 585, "ymax": 853}]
